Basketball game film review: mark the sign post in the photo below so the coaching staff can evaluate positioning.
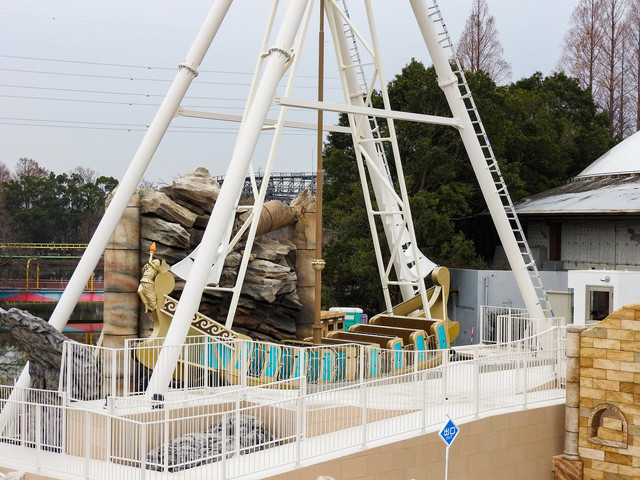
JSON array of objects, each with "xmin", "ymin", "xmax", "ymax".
[{"xmin": 438, "ymin": 415, "xmax": 459, "ymax": 480}]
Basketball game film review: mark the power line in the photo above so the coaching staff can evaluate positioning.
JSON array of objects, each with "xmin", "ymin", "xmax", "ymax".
[
  {"xmin": 1, "ymin": 83, "xmax": 271, "ymax": 99},
  {"xmin": 0, "ymin": 67, "xmax": 171, "ymax": 83},
  {"xmin": 0, "ymin": 119, "xmax": 314, "ymax": 135},
  {"xmin": 0, "ymin": 93, "xmax": 250, "ymax": 110},
  {"xmin": 0, "ymin": 54, "xmax": 341, "ymax": 80},
  {"xmin": 0, "ymin": 54, "xmax": 174, "ymax": 72},
  {"xmin": 0, "ymin": 93, "xmax": 160, "ymax": 107},
  {"xmin": 0, "ymin": 117, "xmax": 146, "ymax": 128},
  {"xmin": 0, "ymin": 83, "xmax": 168, "ymax": 98},
  {"xmin": 0, "ymin": 11, "xmax": 198, "ymax": 33}
]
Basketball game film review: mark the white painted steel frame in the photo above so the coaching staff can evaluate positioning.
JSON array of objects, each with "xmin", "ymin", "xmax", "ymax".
[
  {"xmin": 221, "ymin": 0, "xmax": 316, "ymax": 329},
  {"xmin": 409, "ymin": 0, "xmax": 546, "ymax": 319},
  {"xmin": 325, "ymin": 0, "xmax": 436, "ymax": 313},
  {"xmin": 274, "ymin": 96, "xmax": 461, "ymax": 127},
  {"xmin": 169, "ymin": 1, "xmax": 287, "ymax": 288},
  {"xmin": 145, "ymin": 0, "xmax": 312, "ymax": 398},
  {"xmin": 0, "ymin": 0, "xmax": 236, "ymax": 433},
  {"xmin": 172, "ymin": 0, "xmax": 317, "ymax": 331},
  {"xmin": 0, "ymin": 0, "xmax": 551, "ymax": 403},
  {"xmin": 177, "ymin": 107, "xmax": 352, "ymax": 133}
]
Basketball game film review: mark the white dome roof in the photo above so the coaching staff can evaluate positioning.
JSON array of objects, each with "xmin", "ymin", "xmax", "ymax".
[{"xmin": 577, "ymin": 130, "xmax": 640, "ymax": 178}]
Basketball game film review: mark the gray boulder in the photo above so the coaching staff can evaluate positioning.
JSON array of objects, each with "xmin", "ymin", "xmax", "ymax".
[
  {"xmin": 146, "ymin": 414, "xmax": 274, "ymax": 471},
  {"xmin": 0, "ymin": 308, "xmax": 101, "ymax": 400},
  {"xmin": 141, "ymin": 217, "xmax": 191, "ymax": 249},
  {"xmin": 139, "ymin": 188, "xmax": 197, "ymax": 228}
]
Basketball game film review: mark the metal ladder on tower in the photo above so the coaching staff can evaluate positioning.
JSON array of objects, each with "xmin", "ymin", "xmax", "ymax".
[
  {"xmin": 425, "ymin": 0, "xmax": 552, "ymax": 316},
  {"xmin": 338, "ymin": 0, "xmax": 393, "ymax": 183},
  {"xmin": 325, "ymin": 0, "xmax": 437, "ymax": 313}
]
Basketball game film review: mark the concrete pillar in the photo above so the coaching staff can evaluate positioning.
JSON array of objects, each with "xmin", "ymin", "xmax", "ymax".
[
  {"xmin": 102, "ymin": 192, "xmax": 141, "ymax": 349},
  {"xmin": 565, "ymin": 324, "xmax": 586, "ymax": 460},
  {"xmin": 288, "ymin": 193, "xmax": 316, "ymax": 340},
  {"xmin": 552, "ymin": 324, "xmax": 586, "ymax": 480}
]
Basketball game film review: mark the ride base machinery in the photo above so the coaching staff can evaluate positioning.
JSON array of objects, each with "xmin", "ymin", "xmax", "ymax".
[{"xmin": 16, "ymin": 0, "xmax": 552, "ymax": 395}]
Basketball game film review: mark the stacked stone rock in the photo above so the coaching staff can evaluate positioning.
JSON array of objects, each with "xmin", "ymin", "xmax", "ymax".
[
  {"xmin": 145, "ymin": 414, "xmax": 275, "ymax": 471},
  {"xmin": 137, "ymin": 167, "xmax": 305, "ymax": 343},
  {"xmin": 0, "ymin": 307, "xmax": 100, "ymax": 399},
  {"xmin": 554, "ymin": 303, "xmax": 640, "ymax": 480}
]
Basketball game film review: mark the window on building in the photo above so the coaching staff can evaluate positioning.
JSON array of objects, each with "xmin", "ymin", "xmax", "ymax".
[
  {"xmin": 586, "ymin": 286, "xmax": 613, "ymax": 322},
  {"xmin": 548, "ymin": 222, "xmax": 561, "ymax": 261}
]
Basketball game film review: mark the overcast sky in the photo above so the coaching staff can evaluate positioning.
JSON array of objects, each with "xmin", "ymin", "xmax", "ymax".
[{"xmin": 0, "ymin": 0, "xmax": 578, "ymax": 184}]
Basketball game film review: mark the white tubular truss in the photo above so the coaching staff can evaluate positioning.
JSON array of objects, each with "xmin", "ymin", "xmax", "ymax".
[
  {"xmin": 325, "ymin": 0, "xmax": 436, "ymax": 315},
  {"xmin": 0, "ymin": 0, "xmax": 553, "ymax": 407},
  {"xmin": 0, "ymin": 0, "xmax": 235, "ymax": 432},
  {"xmin": 144, "ymin": 0, "xmax": 313, "ymax": 398},
  {"xmin": 409, "ymin": 0, "xmax": 546, "ymax": 319}
]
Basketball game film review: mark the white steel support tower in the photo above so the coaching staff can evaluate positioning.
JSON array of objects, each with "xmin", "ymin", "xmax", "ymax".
[
  {"xmin": 1, "ymin": 0, "xmax": 552, "ymax": 401},
  {"xmin": 322, "ymin": 0, "xmax": 437, "ymax": 313},
  {"xmin": 411, "ymin": 0, "xmax": 551, "ymax": 318},
  {"xmin": 428, "ymin": 2, "xmax": 551, "ymax": 316}
]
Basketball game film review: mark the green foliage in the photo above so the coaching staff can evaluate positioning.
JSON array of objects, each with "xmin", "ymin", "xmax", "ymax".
[
  {"xmin": 499, "ymin": 72, "xmax": 613, "ymax": 198},
  {"xmin": 321, "ymin": 60, "xmax": 612, "ymax": 315},
  {"xmin": 321, "ymin": 122, "xmax": 384, "ymax": 313},
  {"xmin": 2, "ymin": 168, "xmax": 118, "ymax": 243}
]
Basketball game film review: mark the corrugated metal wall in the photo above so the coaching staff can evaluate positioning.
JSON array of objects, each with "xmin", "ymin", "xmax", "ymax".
[{"xmin": 526, "ymin": 219, "xmax": 640, "ymax": 269}]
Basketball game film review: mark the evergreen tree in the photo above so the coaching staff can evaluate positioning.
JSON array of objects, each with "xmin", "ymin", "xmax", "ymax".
[
  {"xmin": 321, "ymin": 61, "xmax": 612, "ymax": 314},
  {"xmin": 1, "ymin": 159, "xmax": 118, "ymax": 243}
]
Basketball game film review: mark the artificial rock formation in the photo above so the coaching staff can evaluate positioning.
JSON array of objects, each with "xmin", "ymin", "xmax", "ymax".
[
  {"xmin": 146, "ymin": 414, "xmax": 275, "ymax": 471},
  {"xmin": 288, "ymin": 190, "xmax": 316, "ymax": 339},
  {"xmin": 110, "ymin": 167, "xmax": 315, "ymax": 343},
  {"xmin": 103, "ymin": 193, "xmax": 140, "ymax": 348},
  {"xmin": 0, "ymin": 308, "xmax": 101, "ymax": 399}
]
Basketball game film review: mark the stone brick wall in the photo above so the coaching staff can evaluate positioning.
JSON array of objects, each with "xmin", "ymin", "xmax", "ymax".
[{"xmin": 578, "ymin": 303, "xmax": 640, "ymax": 479}]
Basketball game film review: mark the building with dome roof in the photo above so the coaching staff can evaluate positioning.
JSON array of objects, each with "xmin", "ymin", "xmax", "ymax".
[{"xmin": 512, "ymin": 131, "xmax": 640, "ymax": 323}]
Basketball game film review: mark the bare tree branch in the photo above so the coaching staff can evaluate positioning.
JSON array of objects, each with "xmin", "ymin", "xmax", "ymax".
[
  {"xmin": 558, "ymin": 0, "xmax": 605, "ymax": 94},
  {"xmin": 456, "ymin": 0, "xmax": 512, "ymax": 84}
]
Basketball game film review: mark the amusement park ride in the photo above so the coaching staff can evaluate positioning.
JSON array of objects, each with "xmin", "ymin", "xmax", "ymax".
[{"xmin": 13, "ymin": 0, "xmax": 553, "ymax": 395}]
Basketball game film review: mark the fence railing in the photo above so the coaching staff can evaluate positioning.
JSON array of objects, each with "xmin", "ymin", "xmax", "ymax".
[
  {"xmin": 59, "ymin": 336, "xmax": 446, "ymax": 401},
  {"xmin": 479, "ymin": 305, "xmax": 568, "ymax": 345},
  {"xmin": 0, "ymin": 278, "xmax": 104, "ymax": 292},
  {"xmin": 0, "ymin": 328, "xmax": 566, "ymax": 480}
]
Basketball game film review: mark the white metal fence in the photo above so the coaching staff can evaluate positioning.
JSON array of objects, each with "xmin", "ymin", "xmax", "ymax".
[
  {"xmin": 0, "ymin": 328, "xmax": 566, "ymax": 480},
  {"xmin": 479, "ymin": 305, "xmax": 568, "ymax": 345},
  {"xmin": 58, "ymin": 336, "xmax": 445, "ymax": 401}
]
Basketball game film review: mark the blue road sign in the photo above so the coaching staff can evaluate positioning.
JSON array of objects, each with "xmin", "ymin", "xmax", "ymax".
[{"xmin": 438, "ymin": 418, "xmax": 459, "ymax": 446}]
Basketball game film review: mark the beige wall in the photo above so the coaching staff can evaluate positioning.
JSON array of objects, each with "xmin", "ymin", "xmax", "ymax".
[
  {"xmin": 267, "ymin": 403, "xmax": 564, "ymax": 480},
  {"xmin": 578, "ymin": 303, "xmax": 640, "ymax": 479},
  {"xmin": 0, "ymin": 404, "xmax": 563, "ymax": 480}
]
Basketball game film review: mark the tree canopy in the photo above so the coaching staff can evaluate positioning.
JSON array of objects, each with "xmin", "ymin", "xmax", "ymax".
[
  {"xmin": 0, "ymin": 159, "xmax": 118, "ymax": 243},
  {"xmin": 321, "ymin": 61, "xmax": 613, "ymax": 314}
]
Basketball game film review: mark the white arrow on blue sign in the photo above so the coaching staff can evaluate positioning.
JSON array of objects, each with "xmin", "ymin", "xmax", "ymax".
[{"xmin": 438, "ymin": 417, "xmax": 459, "ymax": 447}]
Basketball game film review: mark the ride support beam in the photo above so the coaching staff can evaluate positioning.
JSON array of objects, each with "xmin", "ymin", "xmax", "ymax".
[
  {"xmin": 409, "ymin": 0, "xmax": 545, "ymax": 320},
  {"xmin": 144, "ymin": 0, "xmax": 311, "ymax": 399}
]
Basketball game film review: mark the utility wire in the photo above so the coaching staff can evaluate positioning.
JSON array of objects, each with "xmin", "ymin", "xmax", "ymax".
[
  {"xmin": 0, "ymin": 54, "xmax": 341, "ymax": 80},
  {"xmin": 0, "ymin": 93, "xmax": 250, "ymax": 110},
  {"xmin": 0, "ymin": 118, "xmax": 314, "ymax": 135}
]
